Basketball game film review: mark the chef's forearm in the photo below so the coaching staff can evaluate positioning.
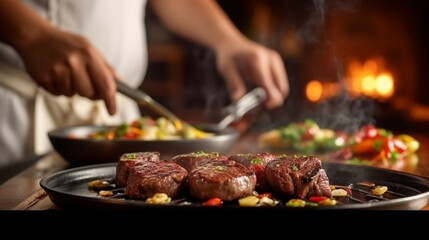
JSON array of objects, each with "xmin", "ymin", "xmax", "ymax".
[
  {"xmin": 148, "ymin": 0, "xmax": 248, "ymax": 52},
  {"xmin": 0, "ymin": 0, "xmax": 53, "ymax": 54}
]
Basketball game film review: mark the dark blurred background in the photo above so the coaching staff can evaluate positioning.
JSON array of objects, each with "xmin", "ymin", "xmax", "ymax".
[{"xmin": 140, "ymin": 0, "xmax": 429, "ymax": 133}]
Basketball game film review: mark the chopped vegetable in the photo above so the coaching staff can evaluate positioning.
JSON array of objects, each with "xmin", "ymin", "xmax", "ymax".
[
  {"xmin": 238, "ymin": 196, "xmax": 260, "ymax": 206},
  {"xmin": 372, "ymin": 186, "xmax": 388, "ymax": 195},
  {"xmin": 309, "ymin": 196, "xmax": 328, "ymax": 203},
  {"xmin": 286, "ymin": 199, "xmax": 306, "ymax": 207},
  {"xmin": 331, "ymin": 189, "xmax": 349, "ymax": 197},
  {"xmin": 259, "ymin": 120, "xmax": 420, "ymax": 169},
  {"xmin": 87, "ymin": 116, "xmax": 214, "ymax": 140},
  {"xmin": 146, "ymin": 193, "xmax": 171, "ymax": 204},
  {"xmin": 318, "ymin": 198, "xmax": 337, "ymax": 206},
  {"xmin": 203, "ymin": 197, "xmax": 223, "ymax": 206},
  {"xmin": 88, "ymin": 179, "xmax": 110, "ymax": 190},
  {"xmin": 98, "ymin": 190, "xmax": 113, "ymax": 197},
  {"xmin": 257, "ymin": 193, "xmax": 273, "ymax": 199},
  {"xmin": 258, "ymin": 196, "xmax": 276, "ymax": 206}
]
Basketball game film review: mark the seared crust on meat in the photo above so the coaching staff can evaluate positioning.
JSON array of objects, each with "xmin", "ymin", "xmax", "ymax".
[
  {"xmin": 125, "ymin": 160, "xmax": 188, "ymax": 199},
  {"xmin": 228, "ymin": 152, "xmax": 277, "ymax": 191},
  {"xmin": 172, "ymin": 151, "xmax": 228, "ymax": 172},
  {"xmin": 265, "ymin": 155, "xmax": 332, "ymax": 198},
  {"xmin": 116, "ymin": 152, "xmax": 160, "ymax": 187},
  {"xmin": 188, "ymin": 159, "xmax": 256, "ymax": 201},
  {"xmin": 228, "ymin": 152, "xmax": 277, "ymax": 167}
]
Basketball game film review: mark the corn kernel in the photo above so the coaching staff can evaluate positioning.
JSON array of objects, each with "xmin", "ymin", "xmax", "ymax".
[
  {"xmin": 372, "ymin": 186, "xmax": 388, "ymax": 195},
  {"xmin": 331, "ymin": 189, "xmax": 348, "ymax": 197},
  {"xmin": 238, "ymin": 196, "xmax": 260, "ymax": 206},
  {"xmin": 98, "ymin": 190, "xmax": 113, "ymax": 197},
  {"xmin": 145, "ymin": 193, "xmax": 171, "ymax": 204}
]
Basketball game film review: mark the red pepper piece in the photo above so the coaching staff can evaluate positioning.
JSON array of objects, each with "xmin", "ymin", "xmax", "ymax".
[
  {"xmin": 203, "ymin": 197, "xmax": 222, "ymax": 206},
  {"xmin": 309, "ymin": 196, "xmax": 328, "ymax": 203}
]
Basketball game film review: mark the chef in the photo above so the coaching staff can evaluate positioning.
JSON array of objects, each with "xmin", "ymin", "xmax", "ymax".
[{"xmin": 0, "ymin": 0, "xmax": 289, "ymax": 170}]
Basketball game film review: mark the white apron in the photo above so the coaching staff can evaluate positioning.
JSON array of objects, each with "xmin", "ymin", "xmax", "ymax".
[{"xmin": 0, "ymin": 0, "xmax": 147, "ymax": 168}]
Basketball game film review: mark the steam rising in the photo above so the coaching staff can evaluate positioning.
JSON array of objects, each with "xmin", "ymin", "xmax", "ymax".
[
  {"xmin": 191, "ymin": 0, "xmax": 371, "ymax": 132},
  {"xmin": 252, "ymin": 0, "xmax": 372, "ymax": 133}
]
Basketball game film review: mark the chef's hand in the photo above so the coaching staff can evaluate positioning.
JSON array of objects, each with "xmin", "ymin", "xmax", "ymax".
[
  {"xmin": 18, "ymin": 27, "xmax": 118, "ymax": 115},
  {"xmin": 215, "ymin": 38, "xmax": 289, "ymax": 109},
  {"xmin": 0, "ymin": 0, "xmax": 117, "ymax": 115}
]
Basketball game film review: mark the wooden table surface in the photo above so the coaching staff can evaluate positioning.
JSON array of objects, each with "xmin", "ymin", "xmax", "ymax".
[{"xmin": 1, "ymin": 132, "xmax": 428, "ymax": 210}]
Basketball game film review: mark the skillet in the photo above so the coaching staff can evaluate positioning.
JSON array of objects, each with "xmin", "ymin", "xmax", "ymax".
[
  {"xmin": 48, "ymin": 87, "xmax": 266, "ymax": 165},
  {"xmin": 48, "ymin": 122, "xmax": 238, "ymax": 166},
  {"xmin": 39, "ymin": 161, "xmax": 429, "ymax": 210}
]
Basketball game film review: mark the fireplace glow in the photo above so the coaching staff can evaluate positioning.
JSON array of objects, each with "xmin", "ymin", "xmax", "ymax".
[
  {"xmin": 305, "ymin": 57, "xmax": 394, "ymax": 102},
  {"xmin": 306, "ymin": 80, "xmax": 323, "ymax": 102},
  {"xmin": 347, "ymin": 58, "xmax": 394, "ymax": 101},
  {"xmin": 305, "ymin": 80, "xmax": 341, "ymax": 102}
]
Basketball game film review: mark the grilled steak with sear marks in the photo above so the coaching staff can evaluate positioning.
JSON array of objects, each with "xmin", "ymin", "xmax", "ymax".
[
  {"xmin": 125, "ymin": 160, "xmax": 188, "ymax": 199},
  {"xmin": 228, "ymin": 152, "xmax": 277, "ymax": 191},
  {"xmin": 172, "ymin": 151, "xmax": 227, "ymax": 172},
  {"xmin": 188, "ymin": 158, "xmax": 256, "ymax": 201},
  {"xmin": 265, "ymin": 155, "xmax": 332, "ymax": 198},
  {"xmin": 116, "ymin": 152, "xmax": 160, "ymax": 187}
]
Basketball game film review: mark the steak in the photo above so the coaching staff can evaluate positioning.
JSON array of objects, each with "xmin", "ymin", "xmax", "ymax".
[
  {"xmin": 228, "ymin": 152, "xmax": 277, "ymax": 191},
  {"xmin": 188, "ymin": 158, "xmax": 256, "ymax": 201},
  {"xmin": 265, "ymin": 155, "xmax": 332, "ymax": 198},
  {"xmin": 172, "ymin": 151, "xmax": 228, "ymax": 172},
  {"xmin": 125, "ymin": 160, "xmax": 188, "ymax": 199},
  {"xmin": 116, "ymin": 152, "xmax": 160, "ymax": 187}
]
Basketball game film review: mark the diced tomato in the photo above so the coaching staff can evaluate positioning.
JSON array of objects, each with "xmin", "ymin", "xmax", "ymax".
[
  {"xmin": 351, "ymin": 138, "xmax": 381, "ymax": 155},
  {"xmin": 257, "ymin": 193, "xmax": 272, "ymax": 199},
  {"xmin": 309, "ymin": 196, "xmax": 327, "ymax": 203},
  {"xmin": 392, "ymin": 138, "xmax": 407, "ymax": 153},
  {"xmin": 342, "ymin": 187, "xmax": 352, "ymax": 195},
  {"xmin": 354, "ymin": 124, "xmax": 378, "ymax": 142},
  {"xmin": 143, "ymin": 117, "xmax": 156, "ymax": 126},
  {"xmin": 123, "ymin": 131, "xmax": 138, "ymax": 139},
  {"xmin": 203, "ymin": 197, "xmax": 222, "ymax": 206},
  {"xmin": 131, "ymin": 120, "xmax": 141, "ymax": 128},
  {"xmin": 301, "ymin": 123, "xmax": 319, "ymax": 141}
]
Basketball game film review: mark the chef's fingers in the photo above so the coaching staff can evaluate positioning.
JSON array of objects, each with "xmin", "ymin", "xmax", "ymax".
[
  {"xmin": 250, "ymin": 51, "xmax": 284, "ymax": 109},
  {"xmin": 52, "ymin": 62, "xmax": 73, "ymax": 97},
  {"xmin": 269, "ymin": 50, "xmax": 289, "ymax": 98},
  {"xmin": 86, "ymin": 50, "xmax": 117, "ymax": 115},
  {"xmin": 69, "ymin": 54, "xmax": 96, "ymax": 100},
  {"xmin": 221, "ymin": 63, "xmax": 247, "ymax": 102}
]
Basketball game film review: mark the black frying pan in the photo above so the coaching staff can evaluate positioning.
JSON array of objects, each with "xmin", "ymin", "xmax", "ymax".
[
  {"xmin": 39, "ymin": 162, "xmax": 429, "ymax": 210},
  {"xmin": 48, "ymin": 122, "xmax": 239, "ymax": 166}
]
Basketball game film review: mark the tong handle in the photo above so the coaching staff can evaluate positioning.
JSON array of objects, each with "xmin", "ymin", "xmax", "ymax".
[{"xmin": 116, "ymin": 80, "xmax": 180, "ymax": 121}]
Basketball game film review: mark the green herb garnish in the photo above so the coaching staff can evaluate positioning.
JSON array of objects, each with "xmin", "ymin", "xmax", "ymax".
[
  {"xmin": 250, "ymin": 158, "xmax": 263, "ymax": 165},
  {"xmin": 215, "ymin": 166, "xmax": 223, "ymax": 171},
  {"xmin": 125, "ymin": 153, "xmax": 137, "ymax": 159},
  {"xmin": 372, "ymin": 140, "xmax": 383, "ymax": 152}
]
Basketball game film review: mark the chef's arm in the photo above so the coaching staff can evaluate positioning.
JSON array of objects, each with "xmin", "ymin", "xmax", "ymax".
[
  {"xmin": 148, "ymin": 0, "xmax": 289, "ymax": 109},
  {"xmin": 0, "ymin": 0, "xmax": 117, "ymax": 115}
]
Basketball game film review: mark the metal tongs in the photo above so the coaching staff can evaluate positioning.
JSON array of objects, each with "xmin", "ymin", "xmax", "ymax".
[
  {"xmin": 217, "ymin": 87, "xmax": 266, "ymax": 129},
  {"xmin": 116, "ymin": 80, "xmax": 182, "ymax": 122},
  {"xmin": 117, "ymin": 79, "xmax": 266, "ymax": 130}
]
